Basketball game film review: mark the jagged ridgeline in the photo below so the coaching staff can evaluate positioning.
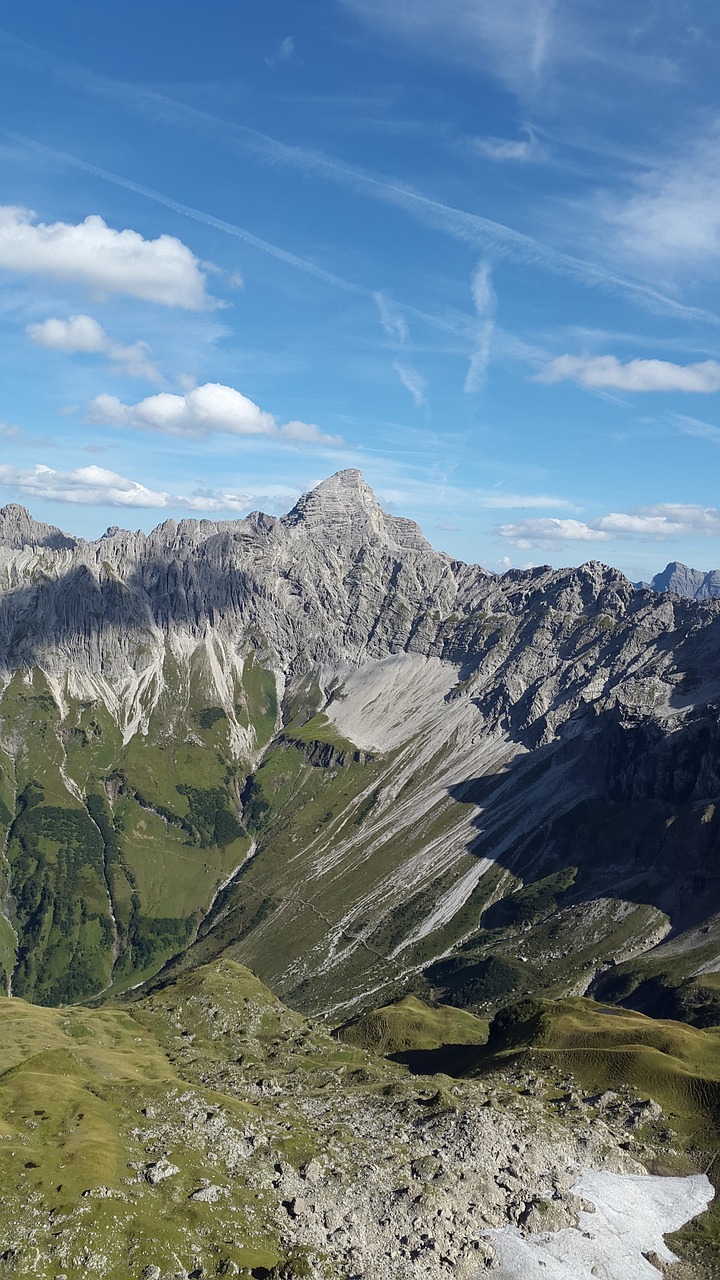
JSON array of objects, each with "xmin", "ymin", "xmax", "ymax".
[{"xmin": 2, "ymin": 470, "xmax": 720, "ymax": 1018}]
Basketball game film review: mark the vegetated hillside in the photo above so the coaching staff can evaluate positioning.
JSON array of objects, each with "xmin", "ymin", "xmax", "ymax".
[
  {"xmin": 0, "ymin": 958, "xmax": 710, "ymax": 1280},
  {"xmin": 1, "ymin": 470, "xmax": 720, "ymax": 1020}
]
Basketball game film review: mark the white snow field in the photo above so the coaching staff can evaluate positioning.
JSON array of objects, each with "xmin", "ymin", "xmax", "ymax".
[{"xmin": 485, "ymin": 1169, "xmax": 714, "ymax": 1280}]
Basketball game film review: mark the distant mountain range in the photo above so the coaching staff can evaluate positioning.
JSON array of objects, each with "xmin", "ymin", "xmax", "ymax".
[
  {"xmin": 637, "ymin": 561, "xmax": 720, "ymax": 599},
  {"xmin": 1, "ymin": 469, "xmax": 720, "ymax": 1032}
]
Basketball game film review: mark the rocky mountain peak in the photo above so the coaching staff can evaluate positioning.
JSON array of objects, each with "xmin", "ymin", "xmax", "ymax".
[
  {"xmin": 0, "ymin": 503, "xmax": 78, "ymax": 551},
  {"xmin": 283, "ymin": 469, "xmax": 430, "ymax": 550},
  {"xmin": 648, "ymin": 561, "xmax": 720, "ymax": 601}
]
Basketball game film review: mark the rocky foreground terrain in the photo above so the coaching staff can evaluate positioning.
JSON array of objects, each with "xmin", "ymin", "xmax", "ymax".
[{"xmin": 2, "ymin": 958, "xmax": 716, "ymax": 1280}]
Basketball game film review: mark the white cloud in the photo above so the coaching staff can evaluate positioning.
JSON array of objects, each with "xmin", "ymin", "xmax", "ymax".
[
  {"xmin": 28, "ymin": 314, "xmax": 107, "ymax": 354},
  {"xmin": 392, "ymin": 361, "xmax": 427, "ymax": 407},
  {"xmin": 27, "ymin": 314, "xmax": 162, "ymax": 382},
  {"xmin": 478, "ymin": 491, "xmax": 575, "ymax": 510},
  {"xmin": 603, "ymin": 124, "xmax": 720, "ymax": 271},
  {"xmin": 0, "ymin": 461, "xmax": 299, "ymax": 513},
  {"xmin": 0, "ymin": 206, "xmax": 211, "ymax": 308},
  {"xmin": 279, "ymin": 36, "xmax": 295, "ymax": 60},
  {"xmin": 469, "ymin": 130, "xmax": 546, "ymax": 163},
  {"xmin": 537, "ymin": 354, "xmax": 720, "ymax": 393},
  {"xmin": 0, "ymin": 463, "xmax": 170, "ymax": 509},
  {"xmin": 497, "ymin": 517, "xmax": 611, "ymax": 549},
  {"xmin": 339, "ymin": 0, "xmax": 556, "ymax": 92},
  {"xmin": 87, "ymin": 382, "xmax": 343, "ymax": 445},
  {"xmin": 374, "ymin": 292, "xmax": 409, "ymax": 345},
  {"xmin": 374, "ymin": 293, "xmax": 428, "ymax": 406},
  {"xmin": 595, "ymin": 505, "xmax": 720, "ymax": 537},
  {"xmin": 464, "ymin": 260, "xmax": 497, "ymax": 392},
  {"xmin": 498, "ymin": 502, "xmax": 720, "ymax": 547}
]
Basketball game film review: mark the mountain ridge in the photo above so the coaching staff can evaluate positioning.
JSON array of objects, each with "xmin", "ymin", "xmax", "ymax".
[{"xmin": 1, "ymin": 470, "xmax": 720, "ymax": 1026}]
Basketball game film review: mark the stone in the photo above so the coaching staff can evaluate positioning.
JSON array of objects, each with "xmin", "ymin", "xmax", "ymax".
[
  {"xmin": 145, "ymin": 1158, "xmax": 180, "ymax": 1184},
  {"xmin": 189, "ymin": 1184, "xmax": 226, "ymax": 1202}
]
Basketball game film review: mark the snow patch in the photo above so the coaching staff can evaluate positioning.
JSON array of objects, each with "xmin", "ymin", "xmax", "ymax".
[{"xmin": 486, "ymin": 1169, "xmax": 714, "ymax": 1280}]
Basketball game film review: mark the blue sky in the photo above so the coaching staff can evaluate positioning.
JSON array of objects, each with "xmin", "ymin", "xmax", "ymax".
[{"xmin": 1, "ymin": 1, "xmax": 720, "ymax": 578}]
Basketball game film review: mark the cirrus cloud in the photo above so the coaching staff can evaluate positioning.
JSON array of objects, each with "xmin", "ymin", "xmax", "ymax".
[
  {"xmin": 0, "ymin": 206, "xmax": 212, "ymax": 308},
  {"xmin": 602, "ymin": 126, "xmax": 720, "ymax": 273},
  {"xmin": 87, "ymin": 383, "xmax": 343, "ymax": 445},
  {"xmin": 536, "ymin": 354, "xmax": 720, "ymax": 393},
  {"xmin": 27, "ymin": 314, "xmax": 162, "ymax": 383}
]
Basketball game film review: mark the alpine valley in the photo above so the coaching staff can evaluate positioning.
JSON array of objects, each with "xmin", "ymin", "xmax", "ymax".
[{"xmin": 1, "ymin": 469, "xmax": 720, "ymax": 1279}]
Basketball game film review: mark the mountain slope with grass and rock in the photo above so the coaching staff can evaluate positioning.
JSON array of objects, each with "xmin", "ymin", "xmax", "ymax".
[
  {"xmin": 2, "ymin": 470, "xmax": 720, "ymax": 1025},
  {"xmin": 2, "ymin": 472, "xmax": 720, "ymax": 1274}
]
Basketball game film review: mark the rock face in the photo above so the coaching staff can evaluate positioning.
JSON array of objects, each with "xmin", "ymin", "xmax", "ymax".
[
  {"xmin": 643, "ymin": 560, "xmax": 720, "ymax": 600},
  {"xmin": 0, "ymin": 503, "xmax": 78, "ymax": 551},
  {"xmin": 1, "ymin": 469, "xmax": 720, "ymax": 1013}
]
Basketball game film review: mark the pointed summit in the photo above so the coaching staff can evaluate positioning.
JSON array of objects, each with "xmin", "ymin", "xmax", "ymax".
[
  {"xmin": 283, "ymin": 469, "xmax": 430, "ymax": 550},
  {"xmin": 284, "ymin": 469, "xmax": 378, "ymax": 522},
  {"xmin": 0, "ymin": 504, "xmax": 78, "ymax": 550}
]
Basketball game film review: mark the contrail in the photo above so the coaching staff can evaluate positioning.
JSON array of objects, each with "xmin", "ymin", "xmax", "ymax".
[
  {"xmin": 3, "ymin": 129, "xmax": 477, "ymax": 342},
  {"xmin": 1, "ymin": 30, "xmax": 714, "ymax": 328},
  {"xmin": 2, "ymin": 130, "xmax": 365, "ymax": 298}
]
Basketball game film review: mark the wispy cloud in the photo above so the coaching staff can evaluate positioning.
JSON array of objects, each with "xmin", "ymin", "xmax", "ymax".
[
  {"xmin": 6, "ymin": 132, "xmax": 481, "ymax": 352},
  {"xmin": 537, "ymin": 354, "xmax": 720, "ymax": 393},
  {"xmin": 336, "ymin": 0, "xmax": 679, "ymax": 95},
  {"xmin": 392, "ymin": 361, "xmax": 427, "ymax": 407},
  {"xmin": 464, "ymin": 260, "xmax": 497, "ymax": 392},
  {"xmin": 478, "ymin": 491, "xmax": 575, "ymax": 511},
  {"xmin": 374, "ymin": 292, "xmax": 428, "ymax": 406},
  {"xmin": 673, "ymin": 413, "xmax": 720, "ymax": 444},
  {"xmin": 265, "ymin": 35, "xmax": 296, "ymax": 68},
  {"xmin": 2, "ymin": 35, "xmax": 714, "ymax": 326},
  {"xmin": 468, "ymin": 128, "xmax": 547, "ymax": 163},
  {"xmin": 374, "ymin": 292, "xmax": 409, "ymax": 345},
  {"xmin": 87, "ymin": 382, "xmax": 343, "ymax": 445},
  {"xmin": 337, "ymin": 0, "xmax": 558, "ymax": 94},
  {"xmin": 27, "ymin": 313, "xmax": 162, "ymax": 382},
  {"xmin": 601, "ymin": 122, "xmax": 720, "ymax": 274},
  {"xmin": 0, "ymin": 204, "xmax": 211, "ymax": 308}
]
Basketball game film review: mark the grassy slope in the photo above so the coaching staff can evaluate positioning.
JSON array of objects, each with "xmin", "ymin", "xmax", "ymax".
[
  {"xmin": 0, "ymin": 657, "xmax": 275, "ymax": 1002},
  {"xmin": 0, "ymin": 958, "xmax": 377, "ymax": 1279},
  {"xmin": 336, "ymin": 994, "xmax": 489, "ymax": 1055},
  {"xmin": 2, "ymin": 654, "xmax": 719, "ymax": 1029}
]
